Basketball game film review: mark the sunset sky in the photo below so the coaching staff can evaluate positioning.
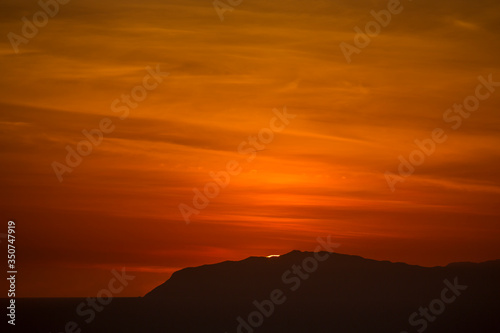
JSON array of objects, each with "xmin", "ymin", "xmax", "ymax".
[{"xmin": 1, "ymin": 0, "xmax": 499, "ymax": 297}]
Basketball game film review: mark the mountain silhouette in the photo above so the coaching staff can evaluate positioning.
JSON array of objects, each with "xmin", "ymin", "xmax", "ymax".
[{"xmin": 12, "ymin": 251, "xmax": 500, "ymax": 332}]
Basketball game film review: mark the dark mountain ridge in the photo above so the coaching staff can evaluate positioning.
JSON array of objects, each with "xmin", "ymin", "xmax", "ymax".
[
  {"xmin": 13, "ymin": 250, "xmax": 500, "ymax": 332},
  {"xmin": 114, "ymin": 250, "xmax": 500, "ymax": 332}
]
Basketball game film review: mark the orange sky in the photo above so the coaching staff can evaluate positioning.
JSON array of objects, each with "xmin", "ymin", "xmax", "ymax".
[{"xmin": 1, "ymin": 0, "xmax": 499, "ymax": 297}]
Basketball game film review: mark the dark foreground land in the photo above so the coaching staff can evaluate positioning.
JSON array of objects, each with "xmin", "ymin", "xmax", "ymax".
[{"xmin": 5, "ymin": 251, "xmax": 500, "ymax": 332}]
